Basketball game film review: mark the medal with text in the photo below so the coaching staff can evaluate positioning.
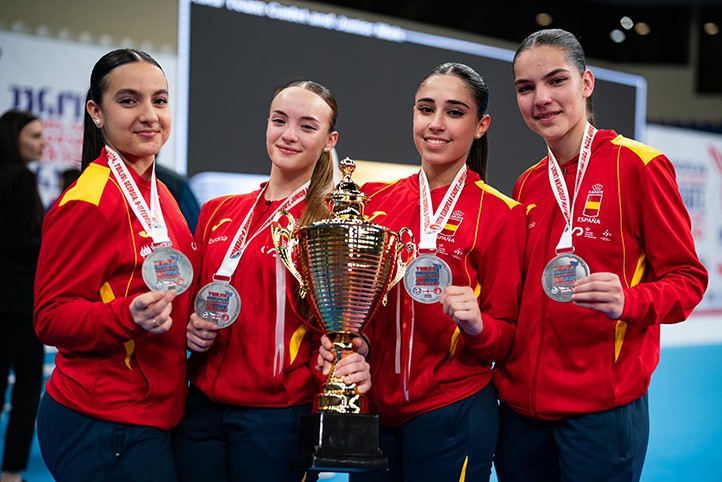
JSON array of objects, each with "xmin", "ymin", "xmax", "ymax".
[
  {"xmin": 404, "ymin": 253, "xmax": 453, "ymax": 304},
  {"xmin": 542, "ymin": 253, "xmax": 591, "ymax": 302},
  {"xmin": 106, "ymin": 146, "xmax": 193, "ymax": 294},
  {"xmin": 542, "ymin": 123, "xmax": 597, "ymax": 302},
  {"xmin": 194, "ymin": 279, "xmax": 242, "ymax": 329},
  {"xmin": 142, "ymin": 245, "xmax": 194, "ymax": 294}
]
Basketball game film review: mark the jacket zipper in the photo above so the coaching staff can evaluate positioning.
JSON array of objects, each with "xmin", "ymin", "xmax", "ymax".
[{"xmin": 529, "ymin": 168, "xmax": 567, "ymax": 418}]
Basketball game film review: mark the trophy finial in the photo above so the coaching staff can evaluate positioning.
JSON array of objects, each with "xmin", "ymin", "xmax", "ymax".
[
  {"xmin": 326, "ymin": 157, "xmax": 367, "ymax": 220},
  {"xmin": 339, "ymin": 157, "xmax": 355, "ymax": 179}
]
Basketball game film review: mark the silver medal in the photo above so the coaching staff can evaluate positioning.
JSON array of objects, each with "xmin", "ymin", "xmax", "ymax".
[
  {"xmin": 142, "ymin": 247, "xmax": 194, "ymax": 295},
  {"xmin": 194, "ymin": 280, "xmax": 241, "ymax": 329},
  {"xmin": 542, "ymin": 253, "xmax": 590, "ymax": 302},
  {"xmin": 403, "ymin": 253, "xmax": 453, "ymax": 304}
]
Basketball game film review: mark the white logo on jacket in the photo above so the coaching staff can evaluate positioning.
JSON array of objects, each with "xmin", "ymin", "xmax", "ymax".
[
  {"xmin": 140, "ymin": 245, "xmax": 153, "ymax": 259},
  {"xmin": 208, "ymin": 235, "xmax": 228, "ymax": 244}
]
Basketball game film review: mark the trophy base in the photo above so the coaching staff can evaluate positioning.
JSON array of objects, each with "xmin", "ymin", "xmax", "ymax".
[{"xmin": 291, "ymin": 412, "xmax": 389, "ymax": 473}]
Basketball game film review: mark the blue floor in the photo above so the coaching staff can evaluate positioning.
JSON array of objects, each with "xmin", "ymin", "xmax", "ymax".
[{"xmin": 2, "ymin": 345, "xmax": 721, "ymax": 481}]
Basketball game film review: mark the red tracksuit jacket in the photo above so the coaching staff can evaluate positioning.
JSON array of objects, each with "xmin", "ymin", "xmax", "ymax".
[
  {"xmin": 35, "ymin": 148, "xmax": 200, "ymax": 430},
  {"xmin": 188, "ymin": 188, "xmax": 320, "ymax": 407},
  {"xmin": 361, "ymin": 169, "xmax": 526, "ymax": 426},
  {"xmin": 494, "ymin": 129, "xmax": 708, "ymax": 420}
]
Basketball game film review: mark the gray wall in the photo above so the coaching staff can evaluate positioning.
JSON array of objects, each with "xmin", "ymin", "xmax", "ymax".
[{"xmin": 4, "ymin": 0, "xmax": 721, "ymax": 123}]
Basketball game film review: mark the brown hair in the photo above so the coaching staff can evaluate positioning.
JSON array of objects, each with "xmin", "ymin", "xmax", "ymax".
[{"xmin": 273, "ymin": 80, "xmax": 339, "ymax": 227}]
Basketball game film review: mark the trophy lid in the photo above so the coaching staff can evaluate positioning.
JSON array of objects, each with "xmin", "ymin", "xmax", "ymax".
[{"xmin": 326, "ymin": 158, "xmax": 368, "ymax": 220}]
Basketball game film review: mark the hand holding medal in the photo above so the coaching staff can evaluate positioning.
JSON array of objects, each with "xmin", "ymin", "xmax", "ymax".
[
  {"xmin": 440, "ymin": 286, "xmax": 483, "ymax": 335},
  {"xmin": 569, "ymin": 272, "xmax": 625, "ymax": 319},
  {"xmin": 129, "ymin": 289, "xmax": 177, "ymax": 334},
  {"xmin": 186, "ymin": 312, "xmax": 221, "ymax": 352}
]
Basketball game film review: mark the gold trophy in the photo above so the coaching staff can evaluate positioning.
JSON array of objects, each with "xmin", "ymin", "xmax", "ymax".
[{"xmin": 272, "ymin": 158, "xmax": 413, "ymax": 472}]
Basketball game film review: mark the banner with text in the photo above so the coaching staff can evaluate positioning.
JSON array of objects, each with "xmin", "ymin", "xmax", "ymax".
[
  {"xmin": 0, "ymin": 30, "xmax": 177, "ymax": 206},
  {"xmin": 648, "ymin": 124, "xmax": 722, "ymax": 314}
]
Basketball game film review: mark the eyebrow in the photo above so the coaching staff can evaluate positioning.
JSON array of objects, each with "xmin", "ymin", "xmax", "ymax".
[
  {"xmin": 271, "ymin": 109, "xmax": 321, "ymax": 123},
  {"xmin": 416, "ymin": 97, "xmax": 471, "ymax": 109},
  {"xmin": 514, "ymin": 68, "xmax": 571, "ymax": 86},
  {"xmin": 114, "ymin": 88, "xmax": 169, "ymax": 97}
]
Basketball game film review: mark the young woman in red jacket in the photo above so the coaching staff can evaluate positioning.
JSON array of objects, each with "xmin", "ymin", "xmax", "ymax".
[
  {"xmin": 34, "ymin": 49, "xmax": 200, "ymax": 482},
  {"xmin": 320, "ymin": 62, "xmax": 526, "ymax": 482},
  {"xmin": 493, "ymin": 29, "xmax": 708, "ymax": 482},
  {"xmin": 174, "ymin": 80, "xmax": 370, "ymax": 482}
]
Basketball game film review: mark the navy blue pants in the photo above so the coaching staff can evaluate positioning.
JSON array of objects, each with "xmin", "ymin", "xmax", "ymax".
[
  {"xmin": 495, "ymin": 393, "xmax": 649, "ymax": 482},
  {"xmin": 351, "ymin": 383, "xmax": 499, "ymax": 482},
  {"xmin": 36, "ymin": 394, "xmax": 177, "ymax": 482},
  {"xmin": 172, "ymin": 386, "xmax": 317, "ymax": 482}
]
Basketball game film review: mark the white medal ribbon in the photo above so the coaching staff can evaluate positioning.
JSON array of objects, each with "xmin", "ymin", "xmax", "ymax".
[
  {"xmin": 214, "ymin": 182, "xmax": 308, "ymax": 280},
  {"xmin": 210, "ymin": 182, "xmax": 308, "ymax": 377},
  {"xmin": 395, "ymin": 284, "xmax": 402, "ymax": 375},
  {"xmin": 273, "ymin": 255, "xmax": 287, "ymax": 377},
  {"xmin": 106, "ymin": 146, "xmax": 170, "ymax": 246},
  {"xmin": 396, "ymin": 164, "xmax": 467, "ymax": 400},
  {"xmin": 547, "ymin": 123, "xmax": 597, "ymax": 253},
  {"xmin": 403, "ymin": 301, "xmax": 415, "ymax": 402},
  {"xmin": 418, "ymin": 164, "xmax": 468, "ymax": 252}
]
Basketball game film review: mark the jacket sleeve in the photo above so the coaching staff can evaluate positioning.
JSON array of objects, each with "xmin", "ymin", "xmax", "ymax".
[
  {"xmin": 34, "ymin": 199, "xmax": 147, "ymax": 351},
  {"xmin": 620, "ymin": 154, "xmax": 708, "ymax": 325},
  {"xmin": 461, "ymin": 201, "xmax": 526, "ymax": 362}
]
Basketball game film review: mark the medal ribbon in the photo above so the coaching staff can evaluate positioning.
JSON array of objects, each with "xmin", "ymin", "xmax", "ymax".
[
  {"xmin": 396, "ymin": 164, "xmax": 467, "ymax": 399},
  {"xmin": 273, "ymin": 255, "xmax": 287, "ymax": 377},
  {"xmin": 418, "ymin": 164, "xmax": 468, "ymax": 252},
  {"xmin": 210, "ymin": 182, "xmax": 308, "ymax": 377},
  {"xmin": 214, "ymin": 182, "xmax": 309, "ymax": 280},
  {"xmin": 546, "ymin": 122, "xmax": 597, "ymax": 252},
  {"xmin": 393, "ymin": 284, "xmax": 415, "ymax": 401},
  {"xmin": 106, "ymin": 146, "xmax": 170, "ymax": 246}
]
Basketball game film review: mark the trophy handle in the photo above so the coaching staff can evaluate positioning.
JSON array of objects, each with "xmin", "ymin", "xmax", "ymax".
[
  {"xmin": 382, "ymin": 227, "xmax": 416, "ymax": 306},
  {"xmin": 271, "ymin": 211, "xmax": 308, "ymax": 298}
]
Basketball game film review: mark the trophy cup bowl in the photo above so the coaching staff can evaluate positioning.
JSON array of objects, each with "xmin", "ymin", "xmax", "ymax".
[{"xmin": 272, "ymin": 158, "xmax": 413, "ymax": 472}]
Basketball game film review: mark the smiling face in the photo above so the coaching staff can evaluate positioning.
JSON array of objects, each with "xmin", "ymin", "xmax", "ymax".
[
  {"xmin": 413, "ymin": 74, "xmax": 489, "ymax": 174},
  {"xmin": 86, "ymin": 61, "xmax": 170, "ymax": 171},
  {"xmin": 18, "ymin": 119, "xmax": 47, "ymax": 163},
  {"xmin": 265, "ymin": 86, "xmax": 338, "ymax": 180},
  {"xmin": 513, "ymin": 44, "xmax": 594, "ymax": 155}
]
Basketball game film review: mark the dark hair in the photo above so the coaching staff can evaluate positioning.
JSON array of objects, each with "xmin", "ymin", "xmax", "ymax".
[
  {"xmin": 0, "ymin": 109, "xmax": 44, "ymax": 234},
  {"xmin": 417, "ymin": 62, "xmax": 490, "ymax": 181},
  {"xmin": 81, "ymin": 48, "xmax": 164, "ymax": 170},
  {"xmin": 0, "ymin": 110, "xmax": 40, "ymax": 170},
  {"xmin": 273, "ymin": 80, "xmax": 339, "ymax": 227},
  {"xmin": 513, "ymin": 28, "xmax": 596, "ymax": 125}
]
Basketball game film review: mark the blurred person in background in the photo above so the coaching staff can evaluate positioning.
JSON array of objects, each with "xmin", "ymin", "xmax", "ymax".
[{"xmin": 0, "ymin": 109, "xmax": 47, "ymax": 482}]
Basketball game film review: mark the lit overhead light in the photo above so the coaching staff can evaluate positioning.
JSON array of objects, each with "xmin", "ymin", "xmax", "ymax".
[
  {"xmin": 635, "ymin": 22, "xmax": 651, "ymax": 36},
  {"xmin": 703, "ymin": 22, "xmax": 719, "ymax": 35},
  {"xmin": 620, "ymin": 16, "xmax": 634, "ymax": 30},
  {"xmin": 535, "ymin": 12, "xmax": 553, "ymax": 27},
  {"xmin": 610, "ymin": 29, "xmax": 626, "ymax": 43}
]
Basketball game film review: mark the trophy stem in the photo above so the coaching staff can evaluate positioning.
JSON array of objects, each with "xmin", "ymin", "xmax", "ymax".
[
  {"xmin": 314, "ymin": 333, "xmax": 367, "ymax": 414},
  {"xmin": 293, "ymin": 330, "xmax": 387, "ymax": 473}
]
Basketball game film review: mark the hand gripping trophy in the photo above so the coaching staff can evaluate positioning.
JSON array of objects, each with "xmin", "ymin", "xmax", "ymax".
[{"xmin": 272, "ymin": 158, "xmax": 414, "ymax": 472}]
